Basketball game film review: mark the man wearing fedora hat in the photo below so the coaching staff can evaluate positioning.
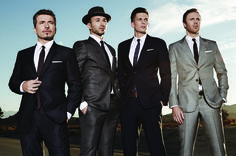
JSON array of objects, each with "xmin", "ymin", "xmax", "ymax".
[{"xmin": 73, "ymin": 6, "xmax": 120, "ymax": 156}]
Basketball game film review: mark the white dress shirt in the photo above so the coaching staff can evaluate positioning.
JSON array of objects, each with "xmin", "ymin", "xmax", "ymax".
[{"xmin": 129, "ymin": 34, "xmax": 147, "ymax": 66}]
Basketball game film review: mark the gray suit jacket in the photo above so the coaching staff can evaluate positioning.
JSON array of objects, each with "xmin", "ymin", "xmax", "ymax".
[
  {"xmin": 73, "ymin": 37, "xmax": 118, "ymax": 111},
  {"xmin": 169, "ymin": 36, "xmax": 229, "ymax": 112}
]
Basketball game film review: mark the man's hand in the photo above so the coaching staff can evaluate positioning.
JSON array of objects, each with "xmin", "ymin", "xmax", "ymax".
[
  {"xmin": 81, "ymin": 105, "xmax": 88, "ymax": 115},
  {"xmin": 160, "ymin": 101, "xmax": 164, "ymax": 107},
  {"xmin": 22, "ymin": 77, "xmax": 42, "ymax": 94},
  {"xmin": 172, "ymin": 106, "xmax": 185, "ymax": 125}
]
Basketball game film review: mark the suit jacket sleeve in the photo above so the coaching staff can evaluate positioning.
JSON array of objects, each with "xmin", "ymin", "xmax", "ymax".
[
  {"xmin": 213, "ymin": 42, "xmax": 229, "ymax": 99},
  {"xmin": 168, "ymin": 44, "xmax": 178, "ymax": 107},
  {"xmin": 158, "ymin": 40, "xmax": 171, "ymax": 105},
  {"xmin": 65, "ymin": 49, "xmax": 83, "ymax": 115},
  {"xmin": 117, "ymin": 43, "xmax": 125, "ymax": 95},
  {"xmin": 9, "ymin": 51, "xmax": 26, "ymax": 95},
  {"xmin": 73, "ymin": 41, "xmax": 87, "ymax": 74}
]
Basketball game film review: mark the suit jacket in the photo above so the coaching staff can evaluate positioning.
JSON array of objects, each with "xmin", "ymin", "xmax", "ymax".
[
  {"xmin": 118, "ymin": 34, "xmax": 171, "ymax": 109},
  {"xmin": 169, "ymin": 36, "xmax": 229, "ymax": 112},
  {"xmin": 73, "ymin": 37, "xmax": 118, "ymax": 111},
  {"xmin": 9, "ymin": 42, "xmax": 82, "ymax": 134}
]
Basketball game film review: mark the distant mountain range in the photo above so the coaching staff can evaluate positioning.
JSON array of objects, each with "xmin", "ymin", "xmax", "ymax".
[{"xmin": 1, "ymin": 104, "xmax": 236, "ymax": 120}]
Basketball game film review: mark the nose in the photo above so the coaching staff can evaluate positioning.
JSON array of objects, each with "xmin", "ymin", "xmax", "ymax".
[{"xmin": 44, "ymin": 23, "xmax": 49, "ymax": 28}]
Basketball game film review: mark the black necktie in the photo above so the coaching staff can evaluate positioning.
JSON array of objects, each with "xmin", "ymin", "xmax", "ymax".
[
  {"xmin": 37, "ymin": 46, "xmax": 45, "ymax": 76},
  {"xmin": 100, "ymin": 41, "xmax": 111, "ymax": 69},
  {"xmin": 133, "ymin": 39, "xmax": 140, "ymax": 67},
  {"xmin": 192, "ymin": 39, "xmax": 202, "ymax": 87},
  {"xmin": 36, "ymin": 46, "xmax": 45, "ymax": 109},
  {"xmin": 192, "ymin": 38, "xmax": 198, "ymax": 64}
]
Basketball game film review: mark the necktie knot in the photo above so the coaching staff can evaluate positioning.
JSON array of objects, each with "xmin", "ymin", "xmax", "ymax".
[
  {"xmin": 137, "ymin": 39, "xmax": 140, "ymax": 44},
  {"xmin": 41, "ymin": 45, "xmax": 45, "ymax": 50}
]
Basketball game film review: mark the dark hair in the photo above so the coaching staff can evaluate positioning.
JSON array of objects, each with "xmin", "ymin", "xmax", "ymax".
[
  {"xmin": 33, "ymin": 9, "xmax": 56, "ymax": 27},
  {"xmin": 183, "ymin": 8, "xmax": 200, "ymax": 23},
  {"xmin": 130, "ymin": 7, "xmax": 149, "ymax": 22}
]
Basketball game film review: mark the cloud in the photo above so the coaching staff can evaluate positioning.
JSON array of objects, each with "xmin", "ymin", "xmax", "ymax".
[
  {"xmin": 218, "ymin": 38, "xmax": 236, "ymax": 51},
  {"xmin": 148, "ymin": 0, "xmax": 236, "ymax": 36}
]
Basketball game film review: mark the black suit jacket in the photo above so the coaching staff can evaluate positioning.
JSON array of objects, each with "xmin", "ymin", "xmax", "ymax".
[
  {"xmin": 118, "ymin": 35, "xmax": 171, "ymax": 109},
  {"xmin": 9, "ymin": 42, "xmax": 82, "ymax": 134},
  {"xmin": 73, "ymin": 37, "xmax": 118, "ymax": 111}
]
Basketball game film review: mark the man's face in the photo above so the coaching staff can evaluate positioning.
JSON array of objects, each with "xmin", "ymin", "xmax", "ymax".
[
  {"xmin": 183, "ymin": 12, "xmax": 201, "ymax": 35},
  {"xmin": 34, "ymin": 14, "xmax": 56, "ymax": 43},
  {"xmin": 87, "ymin": 16, "xmax": 107, "ymax": 38},
  {"xmin": 131, "ymin": 13, "xmax": 149, "ymax": 35}
]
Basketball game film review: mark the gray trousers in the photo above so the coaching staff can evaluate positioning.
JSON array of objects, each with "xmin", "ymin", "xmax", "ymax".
[{"xmin": 178, "ymin": 95, "xmax": 227, "ymax": 156}]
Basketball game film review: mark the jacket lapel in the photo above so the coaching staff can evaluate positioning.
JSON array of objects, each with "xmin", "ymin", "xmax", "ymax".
[
  {"xmin": 198, "ymin": 37, "xmax": 207, "ymax": 66},
  {"xmin": 179, "ymin": 36, "xmax": 198, "ymax": 66},
  {"xmin": 126, "ymin": 38, "xmax": 134, "ymax": 68},
  {"xmin": 29, "ymin": 46, "xmax": 37, "ymax": 76}
]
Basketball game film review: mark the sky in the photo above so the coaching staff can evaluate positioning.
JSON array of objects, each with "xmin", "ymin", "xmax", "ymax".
[{"xmin": 1, "ymin": 0, "xmax": 236, "ymax": 117}]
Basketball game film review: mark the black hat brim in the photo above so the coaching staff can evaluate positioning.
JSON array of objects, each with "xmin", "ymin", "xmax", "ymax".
[{"xmin": 82, "ymin": 13, "xmax": 111, "ymax": 24}]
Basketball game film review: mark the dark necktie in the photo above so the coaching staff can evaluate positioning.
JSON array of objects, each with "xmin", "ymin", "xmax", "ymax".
[
  {"xmin": 100, "ymin": 41, "xmax": 111, "ymax": 69},
  {"xmin": 37, "ymin": 46, "xmax": 45, "ymax": 76},
  {"xmin": 192, "ymin": 38, "xmax": 198, "ymax": 64},
  {"xmin": 36, "ymin": 46, "xmax": 45, "ymax": 109},
  {"xmin": 133, "ymin": 39, "xmax": 140, "ymax": 67},
  {"xmin": 192, "ymin": 39, "xmax": 203, "ymax": 88}
]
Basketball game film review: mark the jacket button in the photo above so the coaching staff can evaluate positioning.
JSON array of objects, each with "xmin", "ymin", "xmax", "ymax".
[
  {"xmin": 197, "ymin": 68, "xmax": 199, "ymax": 71},
  {"xmin": 196, "ymin": 79, "xmax": 198, "ymax": 82}
]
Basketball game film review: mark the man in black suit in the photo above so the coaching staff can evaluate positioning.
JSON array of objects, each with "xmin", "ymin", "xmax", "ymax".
[
  {"xmin": 9, "ymin": 9, "xmax": 82, "ymax": 156},
  {"xmin": 118, "ymin": 7, "xmax": 171, "ymax": 156},
  {"xmin": 73, "ymin": 6, "xmax": 120, "ymax": 156}
]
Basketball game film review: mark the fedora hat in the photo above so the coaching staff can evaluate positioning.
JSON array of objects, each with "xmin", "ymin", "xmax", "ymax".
[{"xmin": 82, "ymin": 6, "xmax": 111, "ymax": 24}]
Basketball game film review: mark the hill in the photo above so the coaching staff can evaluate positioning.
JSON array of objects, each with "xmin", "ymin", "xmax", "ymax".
[{"xmin": 222, "ymin": 104, "xmax": 236, "ymax": 119}]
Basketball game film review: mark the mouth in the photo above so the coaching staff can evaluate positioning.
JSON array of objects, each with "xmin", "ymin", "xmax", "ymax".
[
  {"xmin": 100, "ymin": 27, "xmax": 105, "ymax": 31},
  {"xmin": 141, "ymin": 26, "xmax": 146, "ymax": 29},
  {"xmin": 43, "ymin": 30, "xmax": 52, "ymax": 34}
]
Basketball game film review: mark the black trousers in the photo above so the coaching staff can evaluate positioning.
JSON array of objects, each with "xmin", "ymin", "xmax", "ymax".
[
  {"xmin": 120, "ymin": 97, "xmax": 166, "ymax": 156},
  {"xmin": 20, "ymin": 108, "xmax": 70, "ymax": 156},
  {"xmin": 79, "ymin": 97, "xmax": 120, "ymax": 156}
]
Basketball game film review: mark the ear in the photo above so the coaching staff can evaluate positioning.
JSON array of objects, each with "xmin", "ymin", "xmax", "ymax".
[
  {"xmin": 87, "ymin": 23, "xmax": 91, "ymax": 29},
  {"xmin": 131, "ymin": 22, "xmax": 134, "ymax": 28},
  {"xmin": 183, "ymin": 22, "xmax": 186, "ymax": 28},
  {"xmin": 148, "ymin": 23, "xmax": 150, "ymax": 27},
  {"xmin": 33, "ymin": 27, "xmax": 37, "ymax": 34}
]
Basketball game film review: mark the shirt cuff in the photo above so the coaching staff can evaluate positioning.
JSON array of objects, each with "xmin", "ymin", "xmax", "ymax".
[
  {"xmin": 20, "ymin": 81, "xmax": 25, "ymax": 92},
  {"xmin": 222, "ymin": 98, "xmax": 227, "ymax": 103},
  {"xmin": 80, "ymin": 101, "xmax": 88, "ymax": 110},
  {"xmin": 170, "ymin": 105, "xmax": 178, "ymax": 109},
  {"xmin": 67, "ymin": 112, "xmax": 72, "ymax": 120}
]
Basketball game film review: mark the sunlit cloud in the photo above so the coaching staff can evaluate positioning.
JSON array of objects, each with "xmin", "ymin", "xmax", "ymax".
[
  {"xmin": 218, "ymin": 38, "xmax": 236, "ymax": 51},
  {"xmin": 148, "ymin": 0, "xmax": 236, "ymax": 36}
]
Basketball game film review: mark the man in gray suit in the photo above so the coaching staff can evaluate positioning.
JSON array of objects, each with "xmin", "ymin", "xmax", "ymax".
[
  {"xmin": 169, "ymin": 8, "xmax": 228, "ymax": 156},
  {"xmin": 73, "ymin": 6, "xmax": 120, "ymax": 156}
]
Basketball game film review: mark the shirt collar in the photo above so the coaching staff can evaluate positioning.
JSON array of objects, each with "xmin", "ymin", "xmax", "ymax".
[
  {"xmin": 36, "ymin": 40, "xmax": 54, "ymax": 50},
  {"xmin": 90, "ymin": 34, "xmax": 104, "ymax": 45},
  {"xmin": 134, "ymin": 34, "xmax": 147, "ymax": 44},
  {"xmin": 186, "ymin": 35, "xmax": 200, "ymax": 43}
]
